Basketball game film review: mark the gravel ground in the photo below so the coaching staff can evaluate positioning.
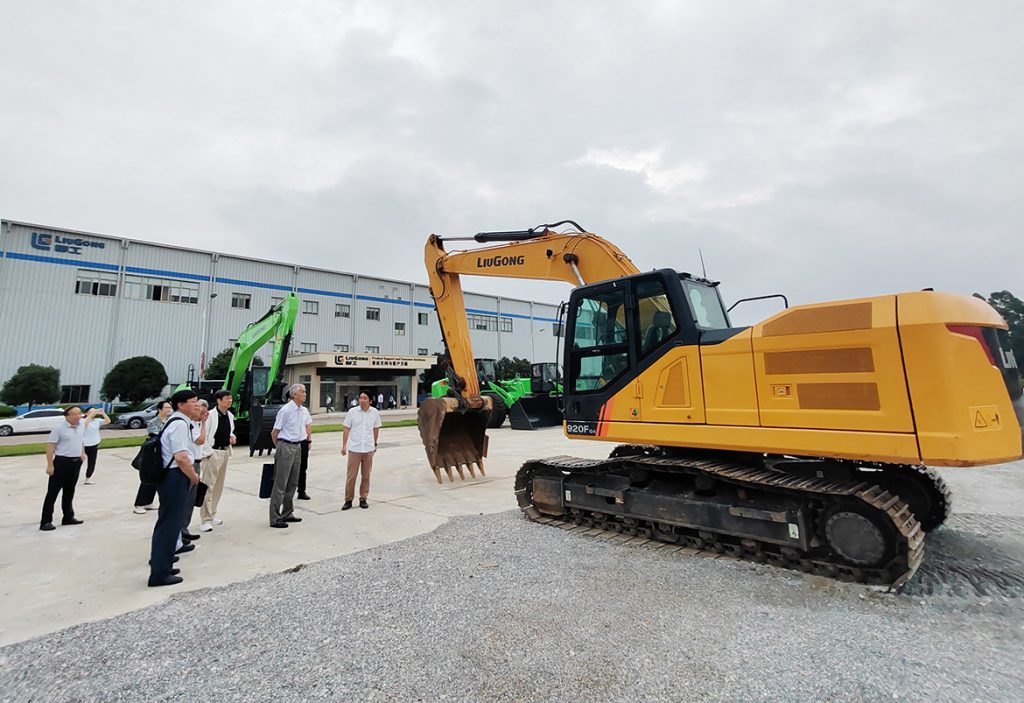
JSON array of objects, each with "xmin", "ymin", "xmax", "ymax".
[{"xmin": 2, "ymin": 510, "xmax": 1023, "ymax": 702}]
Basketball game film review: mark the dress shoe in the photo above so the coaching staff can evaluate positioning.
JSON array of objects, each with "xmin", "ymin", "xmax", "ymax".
[
  {"xmin": 182, "ymin": 531, "xmax": 200, "ymax": 541},
  {"xmin": 148, "ymin": 575, "xmax": 184, "ymax": 587},
  {"xmin": 342, "ymin": 501, "xmax": 353, "ymax": 511},
  {"xmin": 175, "ymin": 543, "xmax": 196, "ymax": 554},
  {"xmin": 359, "ymin": 499, "xmax": 368, "ymax": 509},
  {"xmin": 170, "ymin": 568, "xmax": 181, "ymax": 576},
  {"xmin": 284, "ymin": 516, "xmax": 302, "ymax": 523},
  {"xmin": 297, "ymin": 493, "xmax": 311, "ymax": 500},
  {"xmin": 270, "ymin": 520, "xmax": 289, "ymax": 529},
  {"xmin": 40, "ymin": 523, "xmax": 56, "ymax": 531},
  {"xmin": 173, "ymin": 555, "xmax": 179, "ymax": 563},
  {"xmin": 62, "ymin": 517, "xmax": 84, "ymax": 525}
]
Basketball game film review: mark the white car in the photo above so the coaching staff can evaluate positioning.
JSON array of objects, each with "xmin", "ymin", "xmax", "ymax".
[{"xmin": 0, "ymin": 409, "xmax": 68, "ymax": 437}]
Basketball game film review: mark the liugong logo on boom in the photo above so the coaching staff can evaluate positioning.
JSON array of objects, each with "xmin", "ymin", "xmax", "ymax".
[{"xmin": 477, "ymin": 254, "xmax": 525, "ymax": 268}]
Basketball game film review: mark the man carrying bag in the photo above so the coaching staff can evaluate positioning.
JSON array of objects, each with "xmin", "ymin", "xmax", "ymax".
[{"xmin": 148, "ymin": 390, "xmax": 202, "ymax": 587}]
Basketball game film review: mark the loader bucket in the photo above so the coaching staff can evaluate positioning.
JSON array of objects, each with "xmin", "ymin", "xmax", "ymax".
[
  {"xmin": 418, "ymin": 396, "xmax": 492, "ymax": 483},
  {"xmin": 507, "ymin": 394, "xmax": 563, "ymax": 431}
]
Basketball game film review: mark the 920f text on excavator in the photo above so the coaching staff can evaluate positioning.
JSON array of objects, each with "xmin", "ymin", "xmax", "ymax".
[{"xmin": 417, "ymin": 222, "xmax": 1023, "ymax": 588}]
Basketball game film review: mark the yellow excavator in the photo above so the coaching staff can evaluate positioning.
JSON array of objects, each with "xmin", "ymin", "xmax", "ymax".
[{"xmin": 417, "ymin": 221, "xmax": 1023, "ymax": 587}]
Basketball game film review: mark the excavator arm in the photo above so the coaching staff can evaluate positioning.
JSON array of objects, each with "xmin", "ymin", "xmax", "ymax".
[
  {"xmin": 223, "ymin": 292, "xmax": 299, "ymax": 401},
  {"xmin": 419, "ymin": 222, "xmax": 640, "ymax": 481}
]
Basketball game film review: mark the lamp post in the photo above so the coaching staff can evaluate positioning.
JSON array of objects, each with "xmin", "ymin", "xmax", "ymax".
[{"xmin": 199, "ymin": 292, "xmax": 218, "ymax": 379}]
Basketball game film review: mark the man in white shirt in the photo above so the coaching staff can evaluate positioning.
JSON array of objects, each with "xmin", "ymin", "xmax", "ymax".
[
  {"xmin": 40, "ymin": 406, "xmax": 93, "ymax": 530},
  {"xmin": 341, "ymin": 391, "xmax": 382, "ymax": 510},
  {"xmin": 148, "ymin": 390, "xmax": 201, "ymax": 587},
  {"xmin": 269, "ymin": 384, "xmax": 310, "ymax": 528},
  {"xmin": 81, "ymin": 408, "xmax": 110, "ymax": 485}
]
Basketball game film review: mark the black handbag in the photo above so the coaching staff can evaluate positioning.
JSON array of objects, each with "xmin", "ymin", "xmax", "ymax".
[
  {"xmin": 259, "ymin": 463, "xmax": 275, "ymax": 499},
  {"xmin": 194, "ymin": 481, "xmax": 209, "ymax": 507}
]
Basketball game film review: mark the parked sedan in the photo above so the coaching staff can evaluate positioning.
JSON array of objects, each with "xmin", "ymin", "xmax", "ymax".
[
  {"xmin": 0, "ymin": 409, "xmax": 68, "ymax": 437},
  {"xmin": 115, "ymin": 404, "xmax": 160, "ymax": 430}
]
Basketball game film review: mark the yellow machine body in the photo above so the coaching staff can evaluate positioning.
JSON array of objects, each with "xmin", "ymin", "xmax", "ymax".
[{"xmin": 585, "ymin": 291, "xmax": 1021, "ymax": 467}]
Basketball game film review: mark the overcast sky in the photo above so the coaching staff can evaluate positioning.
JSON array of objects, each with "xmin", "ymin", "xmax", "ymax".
[{"xmin": 1, "ymin": 1, "xmax": 1021, "ymax": 324}]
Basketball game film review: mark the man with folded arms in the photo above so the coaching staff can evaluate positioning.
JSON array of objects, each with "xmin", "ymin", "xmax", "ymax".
[{"xmin": 269, "ymin": 384, "xmax": 310, "ymax": 528}]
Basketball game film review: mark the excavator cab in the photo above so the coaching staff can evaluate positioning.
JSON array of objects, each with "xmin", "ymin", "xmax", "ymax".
[{"xmin": 561, "ymin": 268, "xmax": 734, "ymax": 428}]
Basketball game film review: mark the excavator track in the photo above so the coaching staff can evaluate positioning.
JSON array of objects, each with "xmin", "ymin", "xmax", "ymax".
[{"xmin": 515, "ymin": 454, "xmax": 925, "ymax": 589}]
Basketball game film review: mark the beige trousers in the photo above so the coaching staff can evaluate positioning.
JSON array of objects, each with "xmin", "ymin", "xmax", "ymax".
[
  {"xmin": 345, "ymin": 451, "xmax": 374, "ymax": 501},
  {"xmin": 200, "ymin": 448, "xmax": 229, "ymax": 523}
]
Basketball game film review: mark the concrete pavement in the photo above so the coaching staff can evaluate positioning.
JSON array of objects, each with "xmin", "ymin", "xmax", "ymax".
[{"xmin": 0, "ymin": 423, "xmax": 611, "ymax": 646}]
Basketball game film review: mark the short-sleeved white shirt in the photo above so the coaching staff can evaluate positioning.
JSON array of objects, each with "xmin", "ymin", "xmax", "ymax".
[
  {"xmin": 82, "ymin": 417, "xmax": 103, "ymax": 446},
  {"xmin": 343, "ymin": 406, "xmax": 381, "ymax": 453},
  {"xmin": 160, "ymin": 413, "xmax": 195, "ymax": 469},
  {"xmin": 273, "ymin": 402, "xmax": 309, "ymax": 442},
  {"xmin": 47, "ymin": 421, "xmax": 85, "ymax": 458}
]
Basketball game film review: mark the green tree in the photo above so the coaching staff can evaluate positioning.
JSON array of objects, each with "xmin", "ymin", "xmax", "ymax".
[
  {"xmin": 101, "ymin": 356, "xmax": 168, "ymax": 403},
  {"xmin": 205, "ymin": 347, "xmax": 264, "ymax": 381},
  {"xmin": 496, "ymin": 356, "xmax": 531, "ymax": 379},
  {"xmin": 0, "ymin": 364, "xmax": 61, "ymax": 408},
  {"xmin": 987, "ymin": 291, "xmax": 1024, "ymax": 367}
]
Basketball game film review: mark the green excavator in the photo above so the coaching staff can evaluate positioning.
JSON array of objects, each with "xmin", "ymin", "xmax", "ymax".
[
  {"xmin": 177, "ymin": 293, "xmax": 299, "ymax": 453},
  {"xmin": 431, "ymin": 358, "xmax": 562, "ymax": 430}
]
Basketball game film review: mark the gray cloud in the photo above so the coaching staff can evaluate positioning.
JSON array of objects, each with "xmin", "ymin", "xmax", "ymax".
[{"xmin": 1, "ymin": 0, "xmax": 1021, "ymax": 320}]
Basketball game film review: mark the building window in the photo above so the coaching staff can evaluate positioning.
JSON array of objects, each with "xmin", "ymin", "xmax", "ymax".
[
  {"xmin": 271, "ymin": 295, "xmax": 284, "ymax": 306},
  {"xmin": 60, "ymin": 385, "xmax": 90, "ymax": 403},
  {"xmin": 366, "ymin": 307, "xmax": 380, "ymax": 321},
  {"xmin": 417, "ymin": 348, "xmax": 429, "ymax": 355},
  {"xmin": 303, "ymin": 300, "xmax": 319, "ymax": 315},
  {"xmin": 418, "ymin": 312, "xmax": 429, "ymax": 325},
  {"xmin": 231, "ymin": 292, "xmax": 251, "ymax": 310},
  {"xmin": 75, "ymin": 269, "xmax": 118, "ymax": 297},
  {"xmin": 300, "ymin": 342, "xmax": 317, "ymax": 353},
  {"xmin": 500, "ymin": 316, "xmax": 513, "ymax": 333},
  {"xmin": 468, "ymin": 313, "xmax": 497, "ymax": 332},
  {"xmin": 334, "ymin": 344, "xmax": 350, "ymax": 352},
  {"xmin": 394, "ymin": 322, "xmax": 406, "ymax": 336},
  {"xmin": 553, "ymin": 322, "xmax": 564, "ymax": 337},
  {"xmin": 335, "ymin": 303, "xmax": 350, "ymax": 318},
  {"xmin": 123, "ymin": 274, "xmax": 199, "ymax": 304},
  {"xmin": 366, "ymin": 345, "xmax": 380, "ymax": 353}
]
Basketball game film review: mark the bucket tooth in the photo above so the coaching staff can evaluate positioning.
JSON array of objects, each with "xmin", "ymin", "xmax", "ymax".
[
  {"xmin": 467, "ymin": 464, "xmax": 477, "ymax": 478},
  {"xmin": 444, "ymin": 466, "xmax": 455, "ymax": 482},
  {"xmin": 431, "ymin": 467, "xmax": 442, "ymax": 485},
  {"xmin": 455, "ymin": 465, "xmax": 466, "ymax": 480}
]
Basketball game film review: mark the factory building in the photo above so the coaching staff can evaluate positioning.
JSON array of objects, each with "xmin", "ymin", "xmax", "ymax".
[{"xmin": 0, "ymin": 220, "xmax": 563, "ymax": 412}]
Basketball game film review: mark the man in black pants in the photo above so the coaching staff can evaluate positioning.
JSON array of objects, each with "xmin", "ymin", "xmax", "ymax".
[
  {"xmin": 40, "ymin": 406, "xmax": 90, "ymax": 531},
  {"xmin": 149, "ymin": 390, "xmax": 202, "ymax": 587}
]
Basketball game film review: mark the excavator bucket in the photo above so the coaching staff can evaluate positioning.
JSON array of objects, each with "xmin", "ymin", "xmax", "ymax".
[
  {"xmin": 418, "ymin": 396, "xmax": 492, "ymax": 483},
  {"xmin": 507, "ymin": 394, "xmax": 563, "ymax": 431},
  {"xmin": 248, "ymin": 402, "xmax": 282, "ymax": 456}
]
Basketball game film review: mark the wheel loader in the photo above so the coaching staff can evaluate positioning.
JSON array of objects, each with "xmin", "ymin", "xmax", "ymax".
[{"xmin": 417, "ymin": 222, "xmax": 1023, "ymax": 587}]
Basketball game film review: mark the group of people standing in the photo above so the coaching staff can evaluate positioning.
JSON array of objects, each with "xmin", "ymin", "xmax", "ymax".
[{"xmin": 38, "ymin": 383, "xmax": 384, "ymax": 589}]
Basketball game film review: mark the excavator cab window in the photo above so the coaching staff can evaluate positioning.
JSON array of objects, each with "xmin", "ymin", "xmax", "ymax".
[
  {"xmin": 636, "ymin": 278, "xmax": 678, "ymax": 358},
  {"xmin": 569, "ymin": 286, "xmax": 630, "ymax": 392},
  {"xmin": 681, "ymin": 278, "xmax": 730, "ymax": 330}
]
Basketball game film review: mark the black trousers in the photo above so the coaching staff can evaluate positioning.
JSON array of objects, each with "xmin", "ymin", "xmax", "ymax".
[
  {"xmin": 298, "ymin": 440, "xmax": 310, "ymax": 494},
  {"xmin": 41, "ymin": 456, "xmax": 82, "ymax": 525},
  {"xmin": 84, "ymin": 444, "xmax": 99, "ymax": 478},
  {"xmin": 181, "ymin": 459, "xmax": 200, "ymax": 536},
  {"xmin": 150, "ymin": 468, "xmax": 189, "ymax": 581},
  {"xmin": 135, "ymin": 479, "xmax": 157, "ymax": 507}
]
